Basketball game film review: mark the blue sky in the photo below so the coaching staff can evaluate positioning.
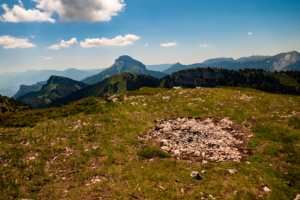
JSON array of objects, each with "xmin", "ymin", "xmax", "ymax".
[{"xmin": 0, "ymin": 0, "xmax": 299, "ymax": 73}]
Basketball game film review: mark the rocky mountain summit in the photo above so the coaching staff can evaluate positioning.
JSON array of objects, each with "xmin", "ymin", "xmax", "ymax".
[
  {"xmin": 141, "ymin": 117, "xmax": 252, "ymax": 163},
  {"xmin": 81, "ymin": 56, "xmax": 167, "ymax": 85}
]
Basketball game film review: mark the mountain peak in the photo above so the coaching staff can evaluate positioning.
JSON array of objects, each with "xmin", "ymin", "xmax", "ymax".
[{"xmin": 115, "ymin": 55, "xmax": 135, "ymax": 63}]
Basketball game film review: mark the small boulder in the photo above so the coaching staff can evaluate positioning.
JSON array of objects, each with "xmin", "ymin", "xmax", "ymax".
[
  {"xmin": 228, "ymin": 169, "xmax": 237, "ymax": 174},
  {"xmin": 294, "ymin": 194, "xmax": 300, "ymax": 200},
  {"xmin": 263, "ymin": 186, "xmax": 271, "ymax": 192},
  {"xmin": 190, "ymin": 171, "xmax": 202, "ymax": 180}
]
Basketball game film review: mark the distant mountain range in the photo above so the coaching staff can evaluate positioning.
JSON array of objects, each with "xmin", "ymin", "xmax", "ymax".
[
  {"xmin": 48, "ymin": 72, "xmax": 160, "ymax": 108},
  {"xmin": 0, "ymin": 68, "xmax": 106, "ymax": 98},
  {"xmin": 13, "ymin": 54, "xmax": 300, "ymax": 109},
  {"xmin": 2, "ymin": 51, "xmax": 300, "ymax": 99},
  {"xmin": 163, "ymin": 51, "xmax": 300, "ymax": 74},
  {"xmin": 146, "ymin": 64, "xmax": 174, "ymax": 72},
  {"xmin": 17, "ymin": 76, "xmax": 88, "ymax": 109},
  {"xmin": 81, "ymin": 56, "xmax": 168, "ymax": 85}
]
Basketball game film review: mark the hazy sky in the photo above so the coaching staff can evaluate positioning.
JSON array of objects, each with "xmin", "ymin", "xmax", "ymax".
[{"xmin": 0, "ymin": 0, "xmax": 300, "ymax": 73}]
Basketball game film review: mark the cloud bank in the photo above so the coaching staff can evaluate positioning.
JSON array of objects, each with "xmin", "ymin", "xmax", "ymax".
[
  {"xmin": 47, "ymin": 38, "xmax": 77, "ymax": 50},
  {"xmin": 0, "ymin": 35, "xmax": 36, "ymax": 49},
  {"xmin": 0, "ymin": 0, "xmax": 125, "ymax": 23},
  {"xmin": 161, "ymin": 41, "xmax": 177, "ymax": 47},
  {"xmin": 80, "ymin": 34, "xmax": 140, "ymax": 48}
]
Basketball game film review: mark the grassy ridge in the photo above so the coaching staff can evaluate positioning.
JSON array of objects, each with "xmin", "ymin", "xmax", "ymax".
[{"xmin": 0, "ymin": 87, "xmax": 300, "ymax": 199}]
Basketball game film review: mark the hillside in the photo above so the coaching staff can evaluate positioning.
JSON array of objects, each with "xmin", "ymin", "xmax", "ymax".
[
  {"xmin": 49, "ymin": 72, "xmax": 161, "ymax": 107},
  {"xmin": 163, "ymin": 51, "xmax": 300, "ymax": 74},
  {"xmin": 17, "ymin": 76, "xmax": 88, "ymax": 109},
  {"xmin": 13, "ymin": 81, "xmax": 46, "ymax": 99},
  {"xmin": 0, "ymin": 94, "xmax": 33, "ymax": 113},
  {"xmin": 161, "ymin": 67, "xmax": 300, "ymax": 95},
  {"xmin": 82, "ymin": 56, "xmax": 167, "ymax": 85},
  {"xmin": 51, "ymin": 68, "xmax": 300, "ymax": 109},
  {"xmin": 0, "ymin": 86, "xmax": 300, "ymax": 199}
]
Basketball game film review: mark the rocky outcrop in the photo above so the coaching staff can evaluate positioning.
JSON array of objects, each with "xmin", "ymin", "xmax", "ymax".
[{"xmin": 272, "ymin": 51, "xmax": 300, "ymax": 71}]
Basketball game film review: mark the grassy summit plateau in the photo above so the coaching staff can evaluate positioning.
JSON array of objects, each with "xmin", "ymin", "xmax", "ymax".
[{"xmin": 0, "ymin": 87, "xmax": 300, "ymax": 199}]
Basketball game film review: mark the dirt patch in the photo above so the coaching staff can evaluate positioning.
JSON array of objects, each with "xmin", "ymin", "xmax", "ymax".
[{"xmin": 140, "ymin": 117, "xmax": 253, "ymax": 163}]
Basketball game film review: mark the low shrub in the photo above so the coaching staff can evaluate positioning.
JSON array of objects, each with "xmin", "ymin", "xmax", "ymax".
[{"xmin": 137, "ymin": 147, "xmax": 171, "ymax": 159}]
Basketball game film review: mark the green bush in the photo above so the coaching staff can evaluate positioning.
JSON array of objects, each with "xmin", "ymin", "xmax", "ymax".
[{"xmin": 137, "ymin": 147, "xmax": 171, "ymax": 159}]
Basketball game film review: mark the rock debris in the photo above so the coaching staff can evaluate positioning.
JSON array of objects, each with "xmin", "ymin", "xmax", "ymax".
[{"xmin": 140, "ymin": 117, "xmax": 252, "ymax": 162}]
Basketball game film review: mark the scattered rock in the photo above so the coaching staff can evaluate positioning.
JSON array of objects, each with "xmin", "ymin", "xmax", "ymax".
[
  {"xmin": 29, "ymin": 156, "xmax": 36, "ymax": 160},
  {"xmin": 263, "ymin": 186, "xmax": 271, "ymax": 192},
  {"xmin": 201, "ymin": 170, "xmax": 206, "ymax": 173},
  {"xmin": 73, "ymin": 124, "xmax": 81, "ymax": 131},
  {"xmin": 194, "ymin": 98, "xmax": 205, "ymax": 102},
  {"xmin": 131, "ymin": 102, "xmax": 138, "ymax": 105},
  {"xmin": 208, "ymin": 194, "xmax": 215, "ymax": 199},
  {"xmin": 140, "ymin": 117, "xmax": 251, "ymax": 162},
  {"xmin": 228, "ymin": 169, "xmax": 237, "ymax": 174},
  {"xmin": 158, "ymin": 185, "xmax": 165, "ymax": 190},
  {"xmin": 202, "ymin": 160, "xmax": 208, "ymax": 164},
  {"xmin": 174, "ymin": 86, "xmax": 182, "ymax": 90},
  {"xmin": 191, "ymin": 171, "xmax": 202, "ymax": 180},
  {"xmin": 181, "ymin": 188, "xmax": 185, "ymax": 193},
  {"xmin": 162, "ymin": 96, "xmax": 172, "ymax": 101}
]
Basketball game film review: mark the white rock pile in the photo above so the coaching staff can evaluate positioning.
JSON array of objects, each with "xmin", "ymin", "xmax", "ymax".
[{"xmin": 140, "ymin": 117, "xmax": 251, "ymax": 162}]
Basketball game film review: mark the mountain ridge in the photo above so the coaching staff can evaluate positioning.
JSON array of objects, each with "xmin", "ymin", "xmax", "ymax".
[
  {"xmin": 163, "ymin": 51, "xmax": 300, "ymax": 74},
  {"xmin": 17, "ymin": 76, "xmax": 88, "ymax": 109}
]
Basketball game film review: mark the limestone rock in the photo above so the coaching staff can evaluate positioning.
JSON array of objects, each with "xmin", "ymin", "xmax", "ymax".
[
  {"xmin": 263, "ymin": 186, "xmax": 271, "ymax": 192},
  {"xmin": 190, "ymin": 171, "xmax": 202, "ymax": 180}
]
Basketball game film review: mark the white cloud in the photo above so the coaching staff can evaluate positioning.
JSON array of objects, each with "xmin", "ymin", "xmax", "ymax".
[
  {"xmin": 80, "ymin": 34, "xmax": 140, "ymax": 48},
  {"xmin": 145, "ymin": 44, "xmax": 148, "ymax": 46},
  {"xmin": 44, "ymin": 57, "xmax": 53, "ymax": 60},
  {"xmin": 248, "ymin": 32, "xmax": 252, "ymax": 35},
  {"xmin": 18, "ymin": 0, "xmax": 24, "ymax": 7},
  {"xmin": 199, "ymin": 44, "xmax": 210, "ymax": 47},
  {"xmin": 0, "ymin": 35, "xmax": 36, "ymax": 49},
  {"xmin": 0, "ymin": 3, "xmax": 55, "ymax": 23},
  {"xmin": 47, "ymin": 37, "xmax": 77, "ymax": 50},
  {"xmin": 0, "ymin": 0, "xmax": 125, "ymax": 23},
  {"xmin": 160, "ymin": 41, "xmax": 177, "ymax": 47}
]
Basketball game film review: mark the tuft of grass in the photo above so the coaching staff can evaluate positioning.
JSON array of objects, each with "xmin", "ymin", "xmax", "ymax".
[
  {"xmin": 288, "ymin": 117, "xmax": 300, "ymax": 129},
  {"xmin": 137, "ymin": 147, "xmax": 171, "ymax": 159}
]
